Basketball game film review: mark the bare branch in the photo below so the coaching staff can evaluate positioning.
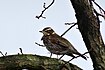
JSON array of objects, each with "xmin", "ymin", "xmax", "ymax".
[
  {"xmin": 92, "ymin": 0, "xmax": 105, "ymax": 13},
  {"xmin": 91, "ymin": 0, "xmax": 105, "ymax": 20},
  {"xmin": 68, "ymin": 52, "xmax": 89, "ymax": 62},
  {"xmin": 5, "ymin": 52, "xmax": 7, "ymax": 56},
  {"xmin": 65, "ymin": 22, "xmax": 76, "ymax": 25},
  {"xmin": 36, "ymin": 0, "xmax": 55, "ymax": 19},
  {"xmin": 35, "ymin": 42, "xmax": 45, "ymax": 47},
  {"xmin": 61, "ymin": 23, "xmax": 77, "ymax": 37},
  {"xmin": 67, "ymin": 48, "xmax": 92, "ymax": 62},
  {"xmin": 0, "ymin": 51, "xmax": 4, "ymax": 57},
  {"xmin": 0, "ymin": 51, "xmax": 8, "ymax": 57},
  {"xmin": 0, "ymin": 54, "xmax": 82, "ymax": 70}
]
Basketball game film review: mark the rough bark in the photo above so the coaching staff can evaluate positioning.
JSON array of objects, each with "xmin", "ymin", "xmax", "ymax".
[
  {"xmin": 70, "ymin": 0, "xmax": 105, "ymax": 70},
  {"xmin": 0, "ymin": 54, "xmax": 82, "ymax": 70}
]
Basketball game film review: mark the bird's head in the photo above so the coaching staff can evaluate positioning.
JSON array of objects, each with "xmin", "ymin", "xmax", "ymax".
[{"xmin": 39, "ymin": 27, "xmax": 55, "ymax": 36}]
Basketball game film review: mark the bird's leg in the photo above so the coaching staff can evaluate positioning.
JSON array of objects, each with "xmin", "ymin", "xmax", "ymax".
[
  {"xmin": 50, "ymin": 53, "xmax": 52, "ymax": 58},
  {"xmin": 50, "ymin": 53, "xmax": 60, "ymax": 59},
  {"xmin": 58, "ymin": 54, "xmax": 65, "ymax": 60}
]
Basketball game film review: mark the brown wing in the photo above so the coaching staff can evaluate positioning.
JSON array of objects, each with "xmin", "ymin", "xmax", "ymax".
[
  {"xmin": 49, "ymin": 34, "xmax": 71, "ymax": 49},
  {"xmin": 50, "ymin": 34, "xmax": 79, "ymax": 53}
]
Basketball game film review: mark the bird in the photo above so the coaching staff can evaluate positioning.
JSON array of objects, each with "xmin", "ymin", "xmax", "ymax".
[{"xmin": 39, "ymin": 27, "xmax": 87, "ymax": 60}]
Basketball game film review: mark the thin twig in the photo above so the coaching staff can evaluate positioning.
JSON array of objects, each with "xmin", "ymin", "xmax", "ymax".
[
  {"xmin": 67, "ymin": 48, "xmax": 92, "ymax": 63},
  {"xmin": 19, "ymin": 48, "xmax": 23, "ymax": 55},
  {"xmin": 93, "ymin": 9, "xmax": 101, "ymax": 24},
  {"xmin": 35, "ymin": 42, "xmax": 45, "ymax": 47},
  {"xmin": 61, "ymin": 23, "xmax": 77, "ymax": 37},
  {"xmin": 36, "ymin": 0, "xmax": 55, "ymax": 19},
  {"xmin": 65, "ymin": 22, "xmax": 76, "ymax": 25},
  {"xmin": 91, "ymin": 0, "xmax": 105, "ymax": 20},
  {"xmin": 59, "ymin": 54, "xmax": 65, "ymax": 60},
  {"xmin": 0, "ymin": 51, "xmax": 4, "ymax": 56},
  {"xmin": 92, "ymin": 0, "xmax": 105, "ymax": 13},
  {"xmin": 5, "ymin": 52, "xmax": 7, "ymax": 56},
  {"xmin": 68, "ymin": 52, "xmax": 89, "ymax": 62},
  {"xmin": 94, "ymin": 9, "xmax": 105, "ymax": 18}
]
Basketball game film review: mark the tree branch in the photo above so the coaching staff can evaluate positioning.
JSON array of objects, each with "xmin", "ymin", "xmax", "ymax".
[
  {"xmin": 61, "ymin": 23, "xmax": 77, "ymax": 37},
  {"xmin": 36, "ymin": 0, "xmax": 55, "ymax": 19},
  {"xmin": 70, "ymin": 0, "xmax": 105, "ymax": 69},
  {"xmin": 0, "ymin": 54, "xmax": 82, "ymax": 70},
  {"xmin": 35, "ymin": 42, "xmax": 45, "ymax": 47}
]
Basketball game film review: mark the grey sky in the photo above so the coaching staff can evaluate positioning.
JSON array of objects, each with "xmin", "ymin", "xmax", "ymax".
[{"xmin": 0, "ymin": 0, "xmax": 105, "ymax": 70}]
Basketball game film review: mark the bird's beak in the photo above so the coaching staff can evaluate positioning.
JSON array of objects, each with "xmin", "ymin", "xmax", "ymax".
[
  {"xmin": 39, "ymin": 30, "xmax": 46, "ymax": 35},
  {"xmin": 39, "ymin": 31, "xmax": 42, "ymax": 32},
  {"xmin": 39, "ymin": 30, "xmax": 43, "ymax": 33}
]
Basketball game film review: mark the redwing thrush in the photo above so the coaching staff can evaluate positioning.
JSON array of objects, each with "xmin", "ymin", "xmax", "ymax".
[{"xmin": 40, "ymin": 27, "xmax": 87, "ymax": 60}]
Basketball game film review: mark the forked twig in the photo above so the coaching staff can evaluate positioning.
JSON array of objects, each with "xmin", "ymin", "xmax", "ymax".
[
  {"xmin": 36, "ymin": 0, "xmax": 55, "ymax": 19},
  {"xmin": 67, "ymin": 48, "xmax": 92, "ymax": 62},
  {"xmin": 90, "ymin": 0, "xmax": 105, "ymax": 20},
  {"xmin": 92, "ymin": 0, "xmax": 105, "ymax": 13},
  {"xmin": 68, "ymin": 52, "xmax": 88, "ymax": 62}
]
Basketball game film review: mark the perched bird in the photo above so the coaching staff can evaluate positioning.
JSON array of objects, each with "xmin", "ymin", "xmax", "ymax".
[{"xmin": 39, "ymin": 27, "xmax": 87, "ymax": 60}]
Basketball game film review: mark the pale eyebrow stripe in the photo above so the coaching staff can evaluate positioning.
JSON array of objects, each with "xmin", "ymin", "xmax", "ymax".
[{"xmin": 45, "ymin": 28, "xmax": 52, "ymax": 31}]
